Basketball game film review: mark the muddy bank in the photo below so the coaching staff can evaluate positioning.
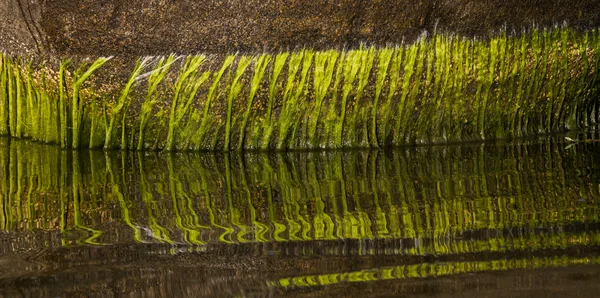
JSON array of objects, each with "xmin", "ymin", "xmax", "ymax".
[{"xmin": 2, "ymin": 0, "xmax": 600, "ymax": 58}]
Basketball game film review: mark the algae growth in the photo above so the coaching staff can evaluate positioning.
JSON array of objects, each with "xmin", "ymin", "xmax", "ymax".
[{"xmin": 1, "ymin": 28, "xmax": 600, "ymax": 151}]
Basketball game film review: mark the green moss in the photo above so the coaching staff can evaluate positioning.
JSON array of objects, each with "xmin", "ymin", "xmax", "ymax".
[
  {"xmin": 14, "ymin": 61, "xmax": 23, "ymax": 138},
  {"xmin": 0, "ymin": 56, "xmax": 9, "ymax": 135},
  {"xmin": 71, "ymin": 57, "xmax": 111, "ymax": 149},
  {"xmin": 238, "ymin": 54, "xmax": 271, "ymax": 151},
  {"xmin": 138, "ymin": 56, "xmax": 175, "ymax": 150},
  {"xmin": 165, "ymin": 56, "xmax": 207, "ymax": 151},
  {"xmin": 1, "ymin": 27, "xmax": 600, "ymax": 151},
  {"xmin": 195, "ymin": 55, "xmax": 235, "ymax": 151},
  {"xmin": 103, "ymin": 58, "xmax": 145, "ymax": 150},
  {"xmin": 224, "ymin": 56, "xmax": 252, "ymax": 150},
  {"xmin": 309, "ymin": 51, "xmax": 339, "ymax": 148},
  {"xmin": 394, "ymin": 42, "xmax": 419, "ymax": 145}
]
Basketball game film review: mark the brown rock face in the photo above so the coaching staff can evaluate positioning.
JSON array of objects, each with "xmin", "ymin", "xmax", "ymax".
[
  {"xmin": 0, "ymin": 0, "xmax": 45, "ymax": 57},
  {"xmin": 2, "ymin": 0, "xmax": 600, "ymax": 58}
]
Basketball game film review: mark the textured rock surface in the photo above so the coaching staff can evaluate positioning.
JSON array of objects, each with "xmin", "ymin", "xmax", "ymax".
[
  {"xmin": 2, "ymin": 0, "xmax": 600, "ymax": 58},
  {"xmin": 0, "ymin": 0, "xmax": 45, "ymax": 58}
]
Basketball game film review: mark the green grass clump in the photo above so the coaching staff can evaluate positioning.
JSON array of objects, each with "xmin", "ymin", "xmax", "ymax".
[
  {"xmin": 0, "ymin": 55, "xmax": 11, "ymax": 135},
  {"xmin": 260, "ymin": 52, "xmax": 289, "ymax": 150},
  {"xmin": 238, "ymin": 54, "xmax": 271, "ymax": 151},
  {"xmin": 1, "ymin": 27, "xmax": 600, "ymax": 151},
  {"xmin": 58, "ymin": 60, "xmax": 70, "ymax": 148},
  {"xmin": 308, "ymin": 50, "xmax": 339, "ymax": 148},
  {"xmin": 164, "ymin": 55, "xmax": 209, "ymax": 151},
  {"xmin": 71, "ymin": 57, "xmax": 112, "ymax": 149},
  {"xmin": 224, "ymin": 56, "xmax": 252, "ymax": 150},
  {"xmin": 137, "ymin": 55, "xmax": 176, "ymax": 151},
  {"xmin": 103, "ymin": 58, "xmax": 146, "ymax": 150}
]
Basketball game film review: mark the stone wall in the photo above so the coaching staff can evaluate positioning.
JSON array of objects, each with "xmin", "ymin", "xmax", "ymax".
[
  {"xmin": 1, "ymin": 0, "xmax": 600, "ymax": 58},
  {"xmin": 0, "ymin": 0, "xmax": 45, "ymax": 58}
]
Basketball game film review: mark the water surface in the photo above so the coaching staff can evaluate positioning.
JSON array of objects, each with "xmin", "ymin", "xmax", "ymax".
[{"xmin": 1, "ymin": 135, "xmax": 600, "ymax": 297}]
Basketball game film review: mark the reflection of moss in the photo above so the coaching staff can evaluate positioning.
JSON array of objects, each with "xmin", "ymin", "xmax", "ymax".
[
  {"xmin": 270, "ymin": 256, "xmax": 600, "ymax": 289},
  {"xmin": 1, "ymin": 137, "xmax": 600, "ymax": 253},
  {"xmin": 2, "ymin": 28, "xmax": 600, "ymax": 150}
]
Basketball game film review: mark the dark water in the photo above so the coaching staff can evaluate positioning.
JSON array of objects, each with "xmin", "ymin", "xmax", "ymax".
[{"xmin": 1, "ymin": 134, "xmax": 600, "ymax": 297}]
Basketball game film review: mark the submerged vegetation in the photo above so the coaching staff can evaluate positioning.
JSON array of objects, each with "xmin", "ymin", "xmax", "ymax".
[{"xmin": 1, "ymin": 28, "xmax": 600, "ymax": 151}]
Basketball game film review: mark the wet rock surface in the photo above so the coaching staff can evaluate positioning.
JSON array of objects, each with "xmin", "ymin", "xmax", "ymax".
[{"xmin": 2, "ymin": 0, "xmax": 600, "ymax": 58}]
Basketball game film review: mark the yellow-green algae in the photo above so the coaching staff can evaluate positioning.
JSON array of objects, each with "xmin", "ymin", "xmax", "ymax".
[{"xmin": 1, "ymin": 28, "xmax": 600, "ymax": 151}]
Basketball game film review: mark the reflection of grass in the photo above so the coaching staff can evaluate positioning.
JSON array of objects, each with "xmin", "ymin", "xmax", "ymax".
[
  {"xmin": 137, "ymin": 152, "xmax": 173, "ymax": 243},
  {"xmin": 269, "ymin": 255, "xmax": 600, "ymax": 289},
  {"xmin": 2, "ymin": 28, "xmax": 599, "ymax": 150},
  {"xmin": 1, "ymin": 138, "xmax": 600, "ymax": 253},
  {"xmin": 72, "ymin": 151, "xmax": 103, "ymax": 245}
]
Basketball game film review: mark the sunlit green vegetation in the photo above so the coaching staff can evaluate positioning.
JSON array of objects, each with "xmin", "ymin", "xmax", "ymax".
[{"xmin": 0, "ymin": 28, "xmax": 599, "ymax": 150}]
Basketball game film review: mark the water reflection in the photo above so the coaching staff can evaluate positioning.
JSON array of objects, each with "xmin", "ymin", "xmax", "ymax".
[{"xmin": 1, "ymin": 136, "xmax": 600, "ymax": 297}]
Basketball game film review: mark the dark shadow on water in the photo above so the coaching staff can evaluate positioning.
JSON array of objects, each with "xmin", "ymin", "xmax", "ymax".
[{"xmin": 1, "ymin": 133, "xmax": 600, "ymax": 297}]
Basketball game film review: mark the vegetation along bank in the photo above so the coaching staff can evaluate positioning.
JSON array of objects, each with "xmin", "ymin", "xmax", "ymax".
[{"xmin": 1, "ymin": 28, "xmax": 600, "ymax": 151}]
